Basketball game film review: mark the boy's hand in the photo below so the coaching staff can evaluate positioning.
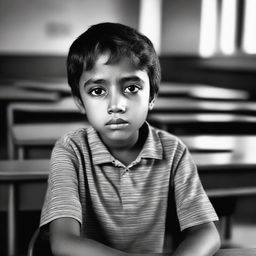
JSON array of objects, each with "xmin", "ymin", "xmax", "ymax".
[{"xmin": 171, "ymin": 222, "xmax": 220, "ymax": 256}]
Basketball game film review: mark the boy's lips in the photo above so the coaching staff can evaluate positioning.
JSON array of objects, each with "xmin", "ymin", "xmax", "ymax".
[
  {"xmin": 105, "ymin": 118, "xmax": 128, "ymax": 126},
  {"xmin": 105, "ymin": 118, "xmax": 129, "ymax": 129}
]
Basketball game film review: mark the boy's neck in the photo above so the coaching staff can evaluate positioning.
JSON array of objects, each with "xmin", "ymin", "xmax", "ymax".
[
  {"xmin": 102, "ymin": 124, "xmax": 148, "ymax": 166},
  {"xmin": 111, "ymin": 147, "xmax": 140, "ymax": 166}
]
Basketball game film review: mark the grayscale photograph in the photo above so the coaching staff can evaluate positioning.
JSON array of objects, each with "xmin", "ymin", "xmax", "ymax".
[{"xmin": 0, "ymin": 0, "xmax": 256, "ymax": 256}]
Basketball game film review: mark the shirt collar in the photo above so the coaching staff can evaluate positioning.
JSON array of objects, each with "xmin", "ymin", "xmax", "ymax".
[
  {"xmin": 87, "ymin": 122, "xmax": 163, "ymax": 165},
  {"xmin": 139, "ymin": 122, "xmax": 163, "ymax": 160}
]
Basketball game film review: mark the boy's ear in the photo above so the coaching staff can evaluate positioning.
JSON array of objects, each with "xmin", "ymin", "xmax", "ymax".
[
  {"xmin": 73, "ymin": 96, "xmax": 86, "ymax": 114},
  {"xmin": 148, "ymin": 97, "xmax": 155, "ymax": 110}
]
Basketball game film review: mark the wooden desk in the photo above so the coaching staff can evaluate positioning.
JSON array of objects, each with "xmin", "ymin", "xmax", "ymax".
[
  {"xmin": 0, "ymin": 85, "xmax": 61, "ymax": 159},
  {"xmin": 0, "ymin": 86, "xmax": 60, "ymax": 102},
  {"xmin": 153, "ymin": 97, "xmax": 256, "ymax": 113},
  {"xmin": 148, "ymin": 113, "xmax": 256, "ymax": 133},
  {"xmin": 181, "ymin": 135, "xmax": 256, "ymax": 195},
  {"xmin": 7, "ymin": 98, "xmax": 81, "ymax": 159},
  {"xmin": 214, "ymin": 248, "xmax": 256, "ymax": 256},
  {"xmin": 181, "ymin": 135, "xmax": 256, "ymax": 240},
  {"xmin": 12, "ymin": 122, "xmax": 87, "ymax": 158},
  {"xmin": 157, "ymin": 248, "xmax": 256, "ymax": 255},
  {"xmin": 13, "ymin": 79, "xmax": 71, "ymax": 95},
  {"xmin": 0, "ymin": 160, "xmax": 49, "ymax": 256},
  {"xmin": 159, "ymin": 82, "xmax": 249, "ymax": 101},
  {"xmin": 7, "ymin": 97, "xmax": 78, "ymax": 114}
]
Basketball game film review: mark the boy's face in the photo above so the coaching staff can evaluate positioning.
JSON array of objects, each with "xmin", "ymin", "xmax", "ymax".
[{"xmin": 75, "ymin": 53, "xmax": 154, "ymax": 149}]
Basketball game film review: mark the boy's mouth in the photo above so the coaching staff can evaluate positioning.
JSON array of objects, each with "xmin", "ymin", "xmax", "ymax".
[{"xmin": 105, "ymin": 118, "xmax": 129, "ymax": 129}]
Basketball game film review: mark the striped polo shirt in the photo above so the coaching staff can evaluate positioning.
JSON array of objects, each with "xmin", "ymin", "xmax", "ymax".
[{"xmin": 40, "ymin": 122, "xmax": 218, "ymax": 253}]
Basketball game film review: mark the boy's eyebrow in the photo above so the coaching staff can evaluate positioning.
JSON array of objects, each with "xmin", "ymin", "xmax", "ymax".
[
  {"xmin": 119, "ymin": 76, "xmax": 145, "ymax": 83},
  {"xmin": 83, "ymin": 78, "xmax": 105, "ymax": 87},
  {"xmin": 83, "ymin": 76, "xmax": 144, "ymax": 87}
]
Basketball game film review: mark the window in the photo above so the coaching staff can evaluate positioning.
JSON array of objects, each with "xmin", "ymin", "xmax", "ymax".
[
  {"xmin": 199, "ymin": 0, "xmax": 256, "ymax": 57},
  {"xmin": 242, "ymin": 0, "xmax": 256, "ymax": 54},
  {"xmin": 199, "ymin": 0, "xmax": 218, "ymax": 57},
  {"xmin": 139, "ymin": 0, "xmax": 162, "ymax": 54},
  {"xmin": 219, "ymin": 0, "xmax": 237, "ymax": 55}
]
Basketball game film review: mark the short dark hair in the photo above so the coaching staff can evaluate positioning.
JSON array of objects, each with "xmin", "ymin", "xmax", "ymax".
[{"xmin": 67, "ymin": 22, "xmax": 161, "ymax": 100}]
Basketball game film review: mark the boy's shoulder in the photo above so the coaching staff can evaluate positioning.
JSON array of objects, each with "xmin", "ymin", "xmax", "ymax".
[
  {"xmin": 147, "ymin": 124, "xmax": 189, "ymax": 169},
  {"xmin": 149, "ymin": 124, "xmax": 186, "ymax": 150},
  {"xmin": 55, "ymin": 124, "xmax": 94, "ymax": 147}
]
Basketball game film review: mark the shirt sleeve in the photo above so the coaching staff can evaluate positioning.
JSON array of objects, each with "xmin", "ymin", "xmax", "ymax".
[
  {"xmin": 40, "ymin": 136, "xmax": 82, "ymax": 227},
  {"xmin": 174, "ymin": 147, "xmax": 219, "ymax": 231}
]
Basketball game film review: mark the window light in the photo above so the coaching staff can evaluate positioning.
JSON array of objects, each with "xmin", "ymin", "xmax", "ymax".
[
  {"xmin": 242, "ymin": 0, "xmax": 256, "ymax": 54},
  {"xmin": 199, "ymin": 0, "xmax": 218, "ymax": 57},
  {"xmin": 139, "ymin": 0, "xmax": 162, "ymax": 54},
  {"xmin": 219, "ymin": 0, "xmax": 237, "ymax": 55}
]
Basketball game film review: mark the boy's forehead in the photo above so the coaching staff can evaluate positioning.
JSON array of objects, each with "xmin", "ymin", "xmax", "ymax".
[
  {"xmin": 80, "ymin": 54, "xmax": 150, "ymax": 85},
  {"xmin": 84, "ymin": 53, "xmax": 143, "ymax": 74}
]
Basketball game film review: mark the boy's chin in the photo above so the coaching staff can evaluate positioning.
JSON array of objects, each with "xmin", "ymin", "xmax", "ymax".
[
  {"xmin": 100, "ymin": 130, "xmax": 139, "ymax": 148},
  {"xmin": 104, "ymin": 130, "xmax": 134, "ymax": 142}
]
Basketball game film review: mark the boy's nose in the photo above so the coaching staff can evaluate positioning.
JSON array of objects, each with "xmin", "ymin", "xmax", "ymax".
[
  {"xmin": 107, "ymin": 93, "xmax": 127, "ymax": 114},
  {"xmin": 107, "ymin": 104, "xmax": 126, "ymax": 114}
]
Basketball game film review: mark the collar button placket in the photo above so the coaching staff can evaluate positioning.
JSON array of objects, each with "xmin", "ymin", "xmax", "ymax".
[{"xmin": 121, "ymin": 167, "xmax": 128, "ymax": 176}]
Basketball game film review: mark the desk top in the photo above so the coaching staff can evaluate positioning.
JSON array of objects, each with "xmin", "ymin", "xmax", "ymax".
[
  {"xmin": 148, "ymin": 112, "xmax": 256, "ymax": 123},
  {"xmin": 159, "ymin": 83, "xmax": 249, "ymax": 101},
  {"xmin": 8, "ymin": 97, "xmax": 78, "ymax": 113},
  {"xmin": 180, "ymin": 135, "xmax": 256, "ymax": 164},
  {"xmin": 180, "ymin": 135, "xmax": 256, "ymax": 180},
  {"xmin": 154, "ymin": 97, "xmax": 256, "ymax": 113},
  {"xmin": 214, "ymin": 248, "xmax": 256, "ymax": 256},
  {"xmin": 13, "ymin": 122, "xmax": 87, "ymax": 145},
  {"xmin": 0, "ymin": 159, "xmax": 49, "ymax": 181},
  {"xmin": 140, "ymin": 248, "xmax": 256, "ymax": 256},
  {"xmin": 0, "ymin": 86, "xmax": 60, "ymax": 102},
  {"xmin": 13, "ymin": 79, "xmax": 71, "ymax": 94}
]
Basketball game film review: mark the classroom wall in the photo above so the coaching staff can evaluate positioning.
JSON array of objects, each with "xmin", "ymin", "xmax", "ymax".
[
  {"xmin": 0, "ymin": 0, "xmax": 139, "ymax": 54},
  {"xmin": 0, "ymin": 0, "xmax": 202, "ymax": 56},
  {"xmin": 161, "ymin": 0, "xmax": 201, "ymax": 55}
]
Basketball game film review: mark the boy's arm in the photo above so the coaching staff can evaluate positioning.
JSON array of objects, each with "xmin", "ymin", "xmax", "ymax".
[
  {"xmin": 172, "ymin": 222, "xmax": 221, "ymax": 256},
  {"xmin": 50, "ymin": 218, "xmax": 173, "ymax": 256},
  {"xmin": 50, "ymin": 217, "xmax": 129, "ymax": 256}
]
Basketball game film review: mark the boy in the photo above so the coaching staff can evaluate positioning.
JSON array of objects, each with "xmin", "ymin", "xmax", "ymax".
[{"xmin": 40, "ymin": 22, "xmax": 220, "ymax": 256}]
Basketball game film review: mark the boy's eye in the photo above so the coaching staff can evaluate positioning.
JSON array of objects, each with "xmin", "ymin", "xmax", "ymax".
[
  {"xmin": 124, "ymin": 84, "xmax": 140, "ymax": 94},
  {"xmin": 88, "ymin": 87, "xmax": 106, "ymax": 96}
]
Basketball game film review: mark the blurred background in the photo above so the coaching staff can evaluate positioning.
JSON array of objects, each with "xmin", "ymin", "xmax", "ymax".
[{"xmin": 1, "ymin": 0, "xmax": 256, "ymax": 255}]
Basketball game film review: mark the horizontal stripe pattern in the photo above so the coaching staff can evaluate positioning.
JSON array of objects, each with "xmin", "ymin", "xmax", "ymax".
[{"xmin": 40, "ymin": 122, "xmax": 218, "ymax": 253}]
